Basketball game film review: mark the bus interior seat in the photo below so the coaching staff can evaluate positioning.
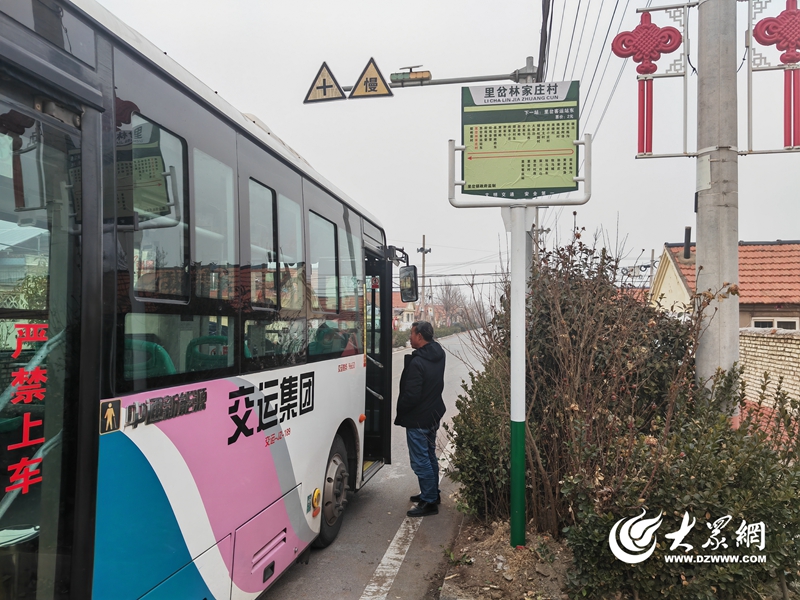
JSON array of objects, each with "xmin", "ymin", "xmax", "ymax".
[
  {"xmin": 0, "ymin": 417, "xmax": 22, "ymax": 435},
  {"xmin": 185, "ymin": 335, "xmax": 231, "ymax": 372},
  {"xmin": 124, "ymin": 338, "xmax": 177, "ymax": 380},
  {"xmin": 309, "ymin": 324, "xmax": 346, "ymax": 356}
]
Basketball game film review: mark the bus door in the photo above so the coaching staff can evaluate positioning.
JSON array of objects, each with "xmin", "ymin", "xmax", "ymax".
[
  {"xmin": 0, "ymin": 70, "xmax": 96, "ymax": 598},
  {"xmin": 363, "ymin": 249, "xmax": 391, "ymax": 480}
]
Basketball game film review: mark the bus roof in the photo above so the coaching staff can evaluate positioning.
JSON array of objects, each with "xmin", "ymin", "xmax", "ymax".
[{"xmin": 68, "ymin": 0, "xmax": 385, "ymax": 234}]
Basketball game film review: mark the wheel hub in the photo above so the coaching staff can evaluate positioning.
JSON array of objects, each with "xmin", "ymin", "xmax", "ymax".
[{"xmin": 322, "ymin": 453, "xmax": 349, "ymax": 525}]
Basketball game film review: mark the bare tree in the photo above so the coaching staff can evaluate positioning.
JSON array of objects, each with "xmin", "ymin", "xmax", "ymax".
[{"xmin": 435, "ymin": 279, "xmax": 465, "ymax": 326}]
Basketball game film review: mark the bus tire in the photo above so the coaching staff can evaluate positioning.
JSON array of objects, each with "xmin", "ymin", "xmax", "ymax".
[{"xmin": 313, "ymin": 434, "xmax": 350, "ymax": 548}]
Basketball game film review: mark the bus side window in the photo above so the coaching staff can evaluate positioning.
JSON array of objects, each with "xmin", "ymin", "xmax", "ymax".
[
  {"xmin": 308, "ymin": 212, "xmax": 338, "ymax": 313},
  {"xmin": 116, "ymin": 112, "xmax": 189, "ymax": 301},
  {"xmin": 277, "ymin": 194, "xmax": 304, "ymax": 311},
  {"xmin": 193, "ymin": 149, "xmax": 236, "ymax": 300},
  {"xmin": 244, "ymin": 318, "xmax": 306, "ymax": 369},
  {"xmin": 115, "ymin": 112, "xmax": 238, "ymax": 386},
  {"xmin": 338, "ymin": 228, "xmax": 363, "ymax": 355},
  {"xmin": 123, "ymin": 314, "xmax": 235, "ymax": 380},
  {"xmin": 248, "ymin": 180, "xmax": 277, "ymax": 310}
]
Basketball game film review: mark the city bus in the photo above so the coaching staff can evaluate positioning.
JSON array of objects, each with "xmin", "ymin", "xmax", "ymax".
[{"xmin": 0, "ymin": 0, "xmax": 417, "ymax": 597}]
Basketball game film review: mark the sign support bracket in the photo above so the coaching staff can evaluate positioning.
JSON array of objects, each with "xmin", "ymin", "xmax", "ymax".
[{"xmin": 448, "ymin": 134, "xmax": 593, "ymax": 208}]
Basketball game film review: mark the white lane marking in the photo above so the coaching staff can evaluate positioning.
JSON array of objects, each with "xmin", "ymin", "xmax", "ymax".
[{"xmin": 359, "ymin": 516, "xmax": 423, "ymax": 600}]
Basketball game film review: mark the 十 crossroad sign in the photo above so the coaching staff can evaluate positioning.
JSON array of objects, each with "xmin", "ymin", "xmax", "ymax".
[{"xmin": 304, "ymin": 62, "xmax": 346, "ymax": 103}]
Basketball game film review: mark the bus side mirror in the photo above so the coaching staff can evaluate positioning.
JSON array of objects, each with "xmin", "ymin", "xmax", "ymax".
[{"xmin": 399, "ymin": 265, "xmax": 418, "ymax": 303}]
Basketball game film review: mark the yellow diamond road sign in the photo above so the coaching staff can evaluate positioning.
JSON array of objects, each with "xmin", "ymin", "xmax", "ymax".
[
  {"xmin": 349, "ymin": 58, "xmax": 393, "ymax": 99},
  {"xmin": 304, "ymin": 62, "xmax": 346, "ymax": 103}
]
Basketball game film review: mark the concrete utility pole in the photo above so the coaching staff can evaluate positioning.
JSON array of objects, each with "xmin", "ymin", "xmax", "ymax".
[
  {"xmin": 417, "ymin": 236, "xmax": 431, "ymax": 322},
  {"xmin": 695, "ymin": 0, "xmax": 740, "ymax": 389}
]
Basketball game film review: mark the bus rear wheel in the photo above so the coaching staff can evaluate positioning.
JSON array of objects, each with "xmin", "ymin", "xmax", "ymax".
[{"xmin": 313, "ymin": 434, "xmax": 350, "ymax": 548}]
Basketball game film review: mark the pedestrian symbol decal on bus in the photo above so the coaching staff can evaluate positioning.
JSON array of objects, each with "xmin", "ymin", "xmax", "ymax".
[{"xmin": 100, "ymin": 399, "xmax": 121, "ymax": 434}]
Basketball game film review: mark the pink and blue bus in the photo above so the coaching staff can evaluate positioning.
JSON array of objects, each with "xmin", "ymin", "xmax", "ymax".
[{"xmin": 0, "ymin": 1, "xmax": 417, "ymax": 597}]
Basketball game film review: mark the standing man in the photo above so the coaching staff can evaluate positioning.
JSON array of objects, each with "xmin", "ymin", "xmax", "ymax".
[{"xmin": 395, "ymin": 321, "xmax": 446, "ymax": 517}]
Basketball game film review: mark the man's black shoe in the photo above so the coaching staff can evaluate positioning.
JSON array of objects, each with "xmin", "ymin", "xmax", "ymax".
[
  {"xmin": 407, "ymin": 501, "xmax": 439, "ymax": 517},
  {"xmin": 409, "ymin": 493, "xmax": 441, "ymax": 504}
]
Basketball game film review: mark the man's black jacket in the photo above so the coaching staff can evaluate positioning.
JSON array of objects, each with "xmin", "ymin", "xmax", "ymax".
[{"xmin": 394, "ymin": 340, "xmax": 446, "ymax": 429}]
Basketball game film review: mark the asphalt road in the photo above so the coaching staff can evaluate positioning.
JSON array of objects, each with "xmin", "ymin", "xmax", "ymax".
[{"xmin": 267, "ymin": 332, "xmax": 482, "ymax": 599}]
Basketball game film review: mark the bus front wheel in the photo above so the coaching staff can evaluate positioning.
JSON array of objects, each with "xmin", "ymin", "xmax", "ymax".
[{"xmin": 313, "ymin": 434, "xmax": 350, "ymax": 548}]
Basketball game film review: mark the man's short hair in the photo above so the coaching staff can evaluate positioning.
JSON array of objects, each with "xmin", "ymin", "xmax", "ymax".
[{"xmin": 412, "ymin": 321, "xmax": 434, "ymax": 341}]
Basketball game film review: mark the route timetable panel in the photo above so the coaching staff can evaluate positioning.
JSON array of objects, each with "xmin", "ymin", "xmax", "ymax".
[{"xmin": 461, "ymin": 81, "xmax": 580, "ymax": 199}]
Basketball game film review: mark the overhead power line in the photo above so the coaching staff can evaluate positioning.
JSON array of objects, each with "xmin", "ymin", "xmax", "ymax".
[
  {"xmin": 581, "ymin": 0, "xmax": 623, "ymax": 116},
  {"xmin": 394, "ymin": 272, "xmax": 505, "ymax": 281},
  {"xmin": 393, "ymin": 281, "xmax": 503, "ymax": 290},
  {"xmin": 578, "ymin": 0, "xmax": 608, "ymax": 84},
  {"xmin": 580, "ymin": 0, "xmax": 633, "ymax": 133},
  {"xmin": 568, "ymin": 0, "xmax": 592, "ymax": 81},
  {"xmin": 545, "ymin": 0, "xmax": 555, "ymax": 81},
  {"xmin": 550, "ymin": 0, "xmax": 568, "ymax": 80},
  {"xmin": 536, "ymin": 0, "xmax": 553, "ymax": 82},
  {"xmin": 562, "ymin": 0, "xmax": 583, "ymax": 81}
]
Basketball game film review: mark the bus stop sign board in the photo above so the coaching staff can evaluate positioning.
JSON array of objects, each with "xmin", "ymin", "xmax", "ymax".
[{"xmin": 462, "ymin": 81, "xmax": 579, "ymax": 199}]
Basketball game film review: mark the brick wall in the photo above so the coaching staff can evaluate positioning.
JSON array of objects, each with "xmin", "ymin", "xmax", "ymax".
[{"xmin": 739, "ymin": 328, "xmax": 800, "ymax": 402}]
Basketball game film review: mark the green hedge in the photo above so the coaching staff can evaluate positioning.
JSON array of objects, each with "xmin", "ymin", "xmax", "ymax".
[
  {"xmin": 392, "ymin": 330, "xmax": 410, "ymax": 349},
  {"xmin": 565, "ymin": 370, "xmax": 800, "ymax": 599},
  {"xmin": 443, "ymin": 239, "xmax": 800, "ymax": 598}
]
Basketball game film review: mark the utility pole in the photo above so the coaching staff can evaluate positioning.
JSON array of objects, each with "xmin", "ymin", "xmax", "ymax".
[
  {"xmin": 519, "ymin": 56, "xmax": 538, "ymax": 275},
  {"xmin": 417, "ymin": 236, "xmax": 431, "ymax": 322},
  {"xmin": 695, "ymin": 0, "xmax": 740, "ymax": 402}
]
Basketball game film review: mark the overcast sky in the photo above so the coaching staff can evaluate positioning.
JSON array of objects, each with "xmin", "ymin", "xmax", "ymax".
[{"xmin": 91, "ymin": 0, "xmax": 799, "ymax": 291}]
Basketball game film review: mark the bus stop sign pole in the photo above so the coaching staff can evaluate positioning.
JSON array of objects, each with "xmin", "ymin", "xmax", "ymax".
[{"xmin": 447, "ymin": 134, "xmax": 593, "ymax": 547}]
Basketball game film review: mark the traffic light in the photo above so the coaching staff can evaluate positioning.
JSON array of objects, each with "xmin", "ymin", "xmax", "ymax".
[{"xmin": 390, "ymin": 70, "xmax": 432, "ymax": 83}]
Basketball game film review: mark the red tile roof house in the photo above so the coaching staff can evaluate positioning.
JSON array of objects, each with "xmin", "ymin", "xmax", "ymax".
[
  {"xmin": 392, "ymin": 291, "xmax": 416, "ymax": 331},
  {"xmin": 651, "ymin": 240, "xmax": 800, "ymax": 330},
  {"xmin": 650, "ymin": 240, "xmax": 800, "ymax": 409}
]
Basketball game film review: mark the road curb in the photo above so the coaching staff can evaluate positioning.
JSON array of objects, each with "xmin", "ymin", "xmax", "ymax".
[
  {"xmin": 436, "ymin": 509, "xmax": 479, "ymax": 600},
  {"xmin": 439, "ymin": 578, "xmax": 477, "ymax": 600}
]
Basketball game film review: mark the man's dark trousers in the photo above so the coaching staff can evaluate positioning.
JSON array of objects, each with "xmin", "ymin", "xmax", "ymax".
[{"xmin": 406, "ymin": 426, "xmax": 439, "ymax": 503}]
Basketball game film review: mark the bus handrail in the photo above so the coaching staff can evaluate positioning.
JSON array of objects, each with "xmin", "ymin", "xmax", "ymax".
[{"xmin": 366, "ymin": 387, "xmax": 383, "ymax": 401}]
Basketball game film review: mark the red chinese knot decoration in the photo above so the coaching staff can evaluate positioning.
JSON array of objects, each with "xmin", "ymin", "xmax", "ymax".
[
  {"xmin": 611, "ymin": 12, "xmax": 682, "ymax": 75},
  {"xmin": 754, "ymin": 0, "xmax": 800, "ymax": 64},
  {"xmin": 753, "ymin": 0, "xmax": 800, "ymax": 146},
  {"xmin": 612, "ymin": 12, "xmax": 683, "ymax": 154}
]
